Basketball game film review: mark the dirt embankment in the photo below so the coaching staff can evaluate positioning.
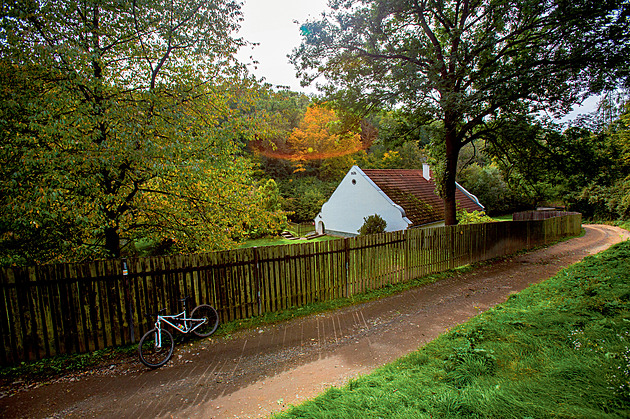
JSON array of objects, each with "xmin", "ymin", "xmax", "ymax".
[{"xmin": 1, "ymin": 224, "xmax": 628, "ymax": 419}]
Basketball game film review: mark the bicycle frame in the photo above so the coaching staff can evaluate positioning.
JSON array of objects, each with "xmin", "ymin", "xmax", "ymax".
[{"xmin": 154, "ymin": 310, "xmax": 208, "ymax": 335}]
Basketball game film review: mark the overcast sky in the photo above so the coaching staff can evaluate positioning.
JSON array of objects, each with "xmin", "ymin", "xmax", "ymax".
[{"xmin": 236, "ymin": 0, "xmax": 329, "ymax": 93}]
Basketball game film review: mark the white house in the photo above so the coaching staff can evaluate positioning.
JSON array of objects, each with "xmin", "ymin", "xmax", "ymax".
[{"xmin": 314, "ymin": 164, "xmax": 484, "ymax": 237}]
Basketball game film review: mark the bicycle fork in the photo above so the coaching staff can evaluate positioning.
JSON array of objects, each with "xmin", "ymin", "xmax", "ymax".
[{"xmin": 154, "ymin": 321, "xmax": 163, "ymax": 348}]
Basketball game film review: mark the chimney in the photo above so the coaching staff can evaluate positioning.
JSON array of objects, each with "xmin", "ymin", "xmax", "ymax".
[{"xmin": 422, "ymin": 163, "xmax": 431, "ymax": 180}]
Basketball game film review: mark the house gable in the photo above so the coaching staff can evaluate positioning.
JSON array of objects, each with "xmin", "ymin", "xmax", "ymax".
[{"xmin": 315, "ymin": 167, "xmax": 412, "ymax": 236}]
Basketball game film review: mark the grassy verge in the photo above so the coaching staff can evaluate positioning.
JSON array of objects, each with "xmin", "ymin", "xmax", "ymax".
[
  {"xmin": 204, "ymin": 233, "xmax": 582, "ymax": 338},
  {"xmin": 274, "ymin": 240, "xmax": 630, "ymax": 419},
  {"xmin": 0, "ymin": 345, "xmax": 138, "ymax": 386},
  {"xmin": 216, "ymin": 265, "xmax": 476, "ymax": 338}
]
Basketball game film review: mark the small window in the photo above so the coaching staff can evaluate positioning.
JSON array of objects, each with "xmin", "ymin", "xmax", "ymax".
[{"xmin": 352, "ymin": 179, "xmax": 357, "ymax": 185}]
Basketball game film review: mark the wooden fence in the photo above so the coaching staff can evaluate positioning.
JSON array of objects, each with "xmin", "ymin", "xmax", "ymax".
[
  {"xmin": 0, "ymin": 213, "xmax": 581, "ymax": 365},
  {"xmin": 513, "ymin": 210, "xmax": 579, "ymax": 221}
]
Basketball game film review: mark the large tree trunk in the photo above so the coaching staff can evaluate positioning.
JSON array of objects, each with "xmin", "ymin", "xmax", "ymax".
[
  {"xmin": 443, "ymin": 117, "xmax": 460, "ymax": 226},
  {"xmin": 105, "ymin": 226, "xmax": 121, "ymax": 258}
]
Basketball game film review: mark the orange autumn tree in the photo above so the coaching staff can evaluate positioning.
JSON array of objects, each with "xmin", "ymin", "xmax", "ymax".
[{"xmin": 287, "ymin": 104, "xmax": 363, "ymax": 179}]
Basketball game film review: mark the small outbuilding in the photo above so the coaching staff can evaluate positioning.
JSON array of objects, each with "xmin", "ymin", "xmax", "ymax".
[{"xmin": 314, "ymin": 164, "xmax": 484, "ymax": 237}]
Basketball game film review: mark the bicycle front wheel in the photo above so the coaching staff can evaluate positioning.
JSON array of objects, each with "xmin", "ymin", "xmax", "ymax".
[
  {"xmin": 191, "ymin": 304, "xmax": 219, "ymax": 337},
  {"xmin": 138, "ymin": 328, "xmax": 174, "ymax": 368}
]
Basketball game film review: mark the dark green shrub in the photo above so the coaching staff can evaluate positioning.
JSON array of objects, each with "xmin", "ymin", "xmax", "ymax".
[{"xmin": 358, "ymin": 214, "xmax": 387, "ymax": 235}]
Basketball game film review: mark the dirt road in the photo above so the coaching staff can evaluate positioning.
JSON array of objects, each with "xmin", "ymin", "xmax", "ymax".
[{"xmin": 1, "ymin": 224, "xmax": 628, "ymax": 419}]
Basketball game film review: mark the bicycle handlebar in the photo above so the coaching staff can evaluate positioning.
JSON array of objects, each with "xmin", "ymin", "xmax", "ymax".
[{"xmin": 145, "ymin": 308, "xmax": 167, "ymax": 319}]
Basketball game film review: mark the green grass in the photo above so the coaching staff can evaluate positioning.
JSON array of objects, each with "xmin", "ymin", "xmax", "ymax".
[
  {"xmin": 274, "ymin": 240, "xmax": 630, "ymax": 418},
  {"xmin": 216, "ymin": 265, "xmax": 477, "ymax": 338},
  {"xmin": 612, "ymin": 220, "xmax": 630, "ymax": 232},
  {"xmin": 492, "ymin": 214, "xmax": 513, "ymax": 222}
]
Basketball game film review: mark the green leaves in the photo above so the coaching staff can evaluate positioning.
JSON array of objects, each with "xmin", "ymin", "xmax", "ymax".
[
  {"xmin": 358, "ymin": 214, "xmax": 387, "ymax": 235},
  {"xmin": 0, "ymin": 1, "xmax": 284, "ymax": 264}
]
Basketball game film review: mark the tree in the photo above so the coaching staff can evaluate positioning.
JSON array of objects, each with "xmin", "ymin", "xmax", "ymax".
[
  {"xmin": 475, "ymin": 98, "xmax": 630, "ymax": 217},
  {"xmin": 0, "ymin": 0, "xmax": 280, "ymax": 264},
  {"xmin": 287, "ymin": 104, "xmax": 363, "ymax": 179},
  {"xmin": 458, "ymin": 163, "xmax": 529, "ymax": 215},
  {"xmin": 561, "ymin": 103, "xmax": 630, "ymax": 218},
  {"xmin": 288, "ymin": 104, "xmax": 362, "ymax": 162},
  {"xmin": 358, "ymin": 214, "xmax": 387, "ymax": 235},
  {"xmin": 370, "ymin": 109, "xmax": 434, "ymax": 150},
  {"xmin": 291, "ymin": 0, "xmax": 630, "ymax": 225},
  {"xmin": 253, "ymin": 88, "xmax": 312, "ymax": 143},
  {"xmin": 244, "ymin": 179, "xmax": 289, "ymax": 239},
  {"xmin": 248, "ymin": 88, "xmax": 312, "ymax": 181},
  {"xmin": 278, "ymin": 176, "xmax": 338, "ymax": 223}
]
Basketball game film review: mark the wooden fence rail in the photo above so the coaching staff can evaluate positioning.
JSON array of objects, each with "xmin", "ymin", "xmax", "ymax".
[{"xmin": 0, "ymin": 213, "xmax": 582, "ymax": 365}]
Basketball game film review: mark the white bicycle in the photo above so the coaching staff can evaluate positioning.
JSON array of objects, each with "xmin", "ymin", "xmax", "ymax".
[{"xmin": 138, "ymin": 296, "xmax": 219, "ymax": 368}]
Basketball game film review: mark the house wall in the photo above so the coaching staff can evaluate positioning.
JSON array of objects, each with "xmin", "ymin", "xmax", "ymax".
[{"xmin": 315, "ymin": 166, "xmax": 412, "ymax": 236}]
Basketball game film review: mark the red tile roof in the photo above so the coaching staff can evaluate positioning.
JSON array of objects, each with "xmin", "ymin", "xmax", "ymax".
[{"xmin": 362, "ymin": 169, "xmax": 484, "ymax": 226}]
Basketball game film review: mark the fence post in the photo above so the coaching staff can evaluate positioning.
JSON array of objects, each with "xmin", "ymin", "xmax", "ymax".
[
  {"xmin": 253, "ymin": 247, "xmax": 262, "ymax": 316},
  {"xmin": 449, "ymin": 226, "xmax": 456, "ymax": 270},
  {"xmin": 122, "ymin": 259, "xmax": 135, "ymax": 343},
  {"xmin": 344, "ymin": 238, "xmax": 350, "ymax": 298},
  {"xmin": 404, "ymin": 229, "xmax": 409, "ymax": 281}
]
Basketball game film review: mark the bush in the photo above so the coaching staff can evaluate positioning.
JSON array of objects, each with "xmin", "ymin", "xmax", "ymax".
[
  {"xmin": 457, "ymin": 210, "xmax": 496, "ymax": 225},
  {"xmin": 358, "ymin": 214, "xmax": 387, "ymax": 235},
  {"xmin": 573, "ymin": 178, "xmax": 630, "ymax": 220},
  {"xmin": 245, "ymin": 179, "xmax": 288, "ymax": 239}
]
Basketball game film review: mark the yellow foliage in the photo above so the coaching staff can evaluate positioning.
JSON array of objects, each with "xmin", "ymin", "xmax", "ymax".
[{"xmin": 287, "ymin": 104, "xmax": 363, "ymax": 161}]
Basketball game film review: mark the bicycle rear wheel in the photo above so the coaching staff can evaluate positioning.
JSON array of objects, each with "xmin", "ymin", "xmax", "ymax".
[
  {"xmin": 138, "ymin": 328, "xmax": 174, "ymax": 368},
  {"xmin": 191, "ymin": 304, "xmax": 219, "ymax": 337}
]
